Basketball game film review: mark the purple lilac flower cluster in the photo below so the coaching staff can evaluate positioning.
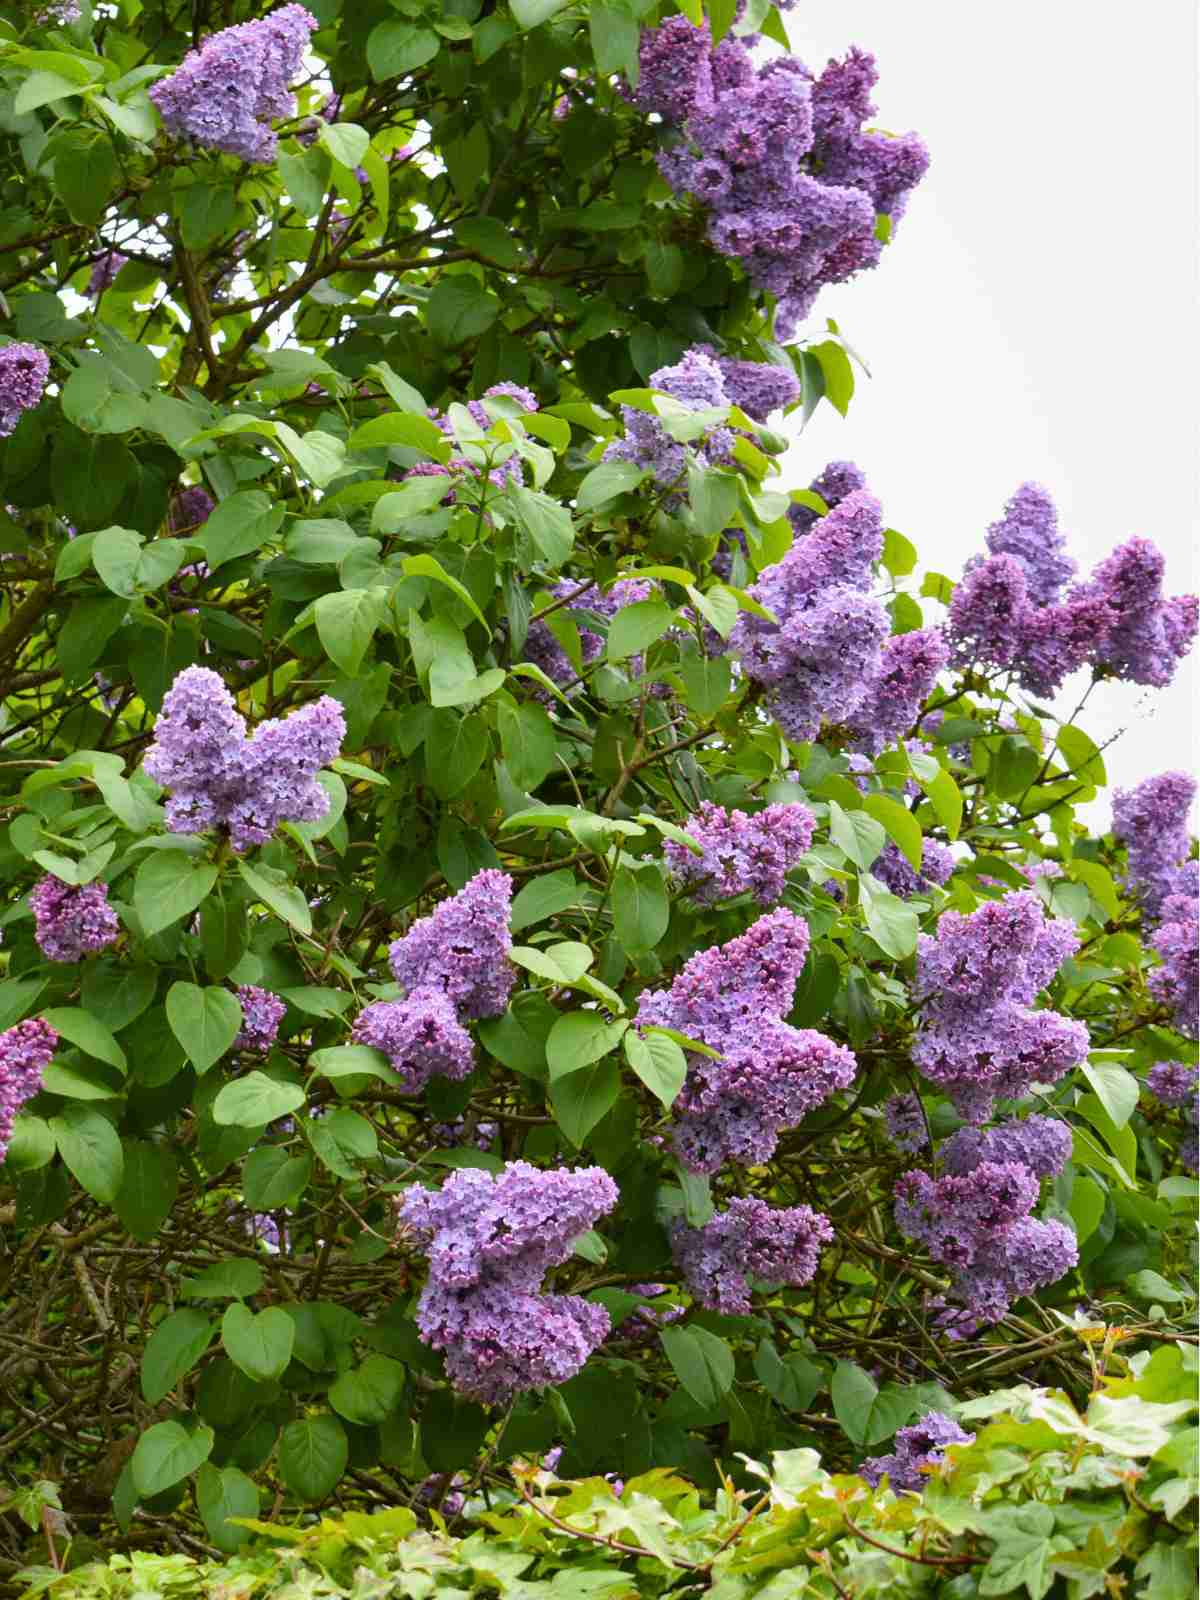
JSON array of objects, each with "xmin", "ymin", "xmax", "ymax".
[
  {"xmin": 663, "ymin": 800, "xmax": 815, "ymax": 906},
  {"xmin": 148, "ymin": 5, "xmax": 318, "ymax": 165},
  {"xmin": 882, "ymin": 1092, "xmax": 928, "ymax": 1154},
  {"xmin": 637, "ymin": 909, "xmax": 857, "ymax": 1172},
  {"xmin": 29, "ymin": 875, "xmax": 119, "ymax": 964},
  {"xmin": 143, "ymin": 666, "xmax": 345, "ymax": 853},
  {"xmin": 1146, "ymin": 1062, "xmax": 1198, "ymax": 1108},
  {"xmin": 602, "ymin": 347, "xmax": 734, "ymax": 491},
  {"xmin": 949, "ymin": 486, "xmax": 1198, "ymax": 697},
  {"xmin": 698, "ymin": 346, "xmax": 800, "ymax": 422},
  {"xmin": 87, "ymin": 253, "xmax": 127, "ymax": 296},
  {"xmin": 940, "ymin": 1114, "xmax": 1073, "ymax": 1180},
  {"xmin": 521, "ymin": 578, "xmax": 653, "ymax": 693},
  {"xmin": 860, "ymin": 1412, "xmax": 974, "ymax": 1493},
  {"xmin": 354, "ymin": 871, "xmax": 514, "ymax": 1094},
  {"xmin": 168, "ymin": 486, "xmax": 216, "ymax": 533},
  {"xmin": 871, "ymin": 839, "xmax": 956, "ymax": 900},
  {"xmin": 671, "ymin": 1195, "xmax": 834, "ymax": 1314},
  {"xmin": 634, "ymin": 27, "xmax": 927, "ymax": 337},
  {"xmin": 729, "ymin": 487, "xmax": 891, "ymax": 741},
  {"xmin": 912, "ymin": 891, "xmax": 1089, "ymax": 1122},
  {"xmin": 1111, "ymin": 772, "xmax": 1195, "ymax": 918},
  {"xmin": 894, "ymin": 1159, "xmax": 1078, "ymax": 1334},
  {"xmin": 848, "ymin": 627, "xmax": 950, "ymax": 756},
  {"xmin": 395, "ymin": 384, "xmax": 540, "ymax": 504},
  {"xmin": 1149, "ymin": 895, "xmax": 1199, "ymax": 1039},
  {"xmin": 0, "ymin": 1019, "xmax": 58, "ymax": 1166},
  {"xmin": 234, "ymin": 986, "xmax": 286, "ymax": 1054},
  {"xmin": 397, "ymin": 1161, "xmax": 618, "ymax": 1404},
  {"xmin": 0, "ymin": 344, "xmax": 50, "ymax": 438}
]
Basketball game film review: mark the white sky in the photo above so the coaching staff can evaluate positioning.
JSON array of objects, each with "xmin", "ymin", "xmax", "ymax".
[{"xmin": 782, "ymin": 2, "xmax": 1199, "ymax": 824}]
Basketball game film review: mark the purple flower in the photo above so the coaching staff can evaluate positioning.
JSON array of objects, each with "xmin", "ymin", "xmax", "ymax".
[
  {"xmin": 631, "ymin": 16, "xmax": 715, "ymax": 123},
  {"xmin": 602, "ymin": 347, "xmax": 734, "ymax": 491},
  {"xmin": 977, "ymin": 483, "xmax": 1076, "ymax": 608},
  {"xmin": 149, "ymin": 5, "xmax": 318, "ymax": 165},
  {"xmin": 671, "ymin": 1195, "xmax": 834, "ymax": 1314},
  {"xmin": 0, "ymin": 1019, "xmax": 58, "ymax": 1166},
  {"xmin": 388, "ymin": 871, "xmax": 515, "ymax": 1022},
  {"xmin": 1079, "ymin": 538, "xmax": 1199, "ymax": 689},
  {"xmin": 849, "ymin": 627, "xmax": 950, "ymax": 755},
  {"xmin": 871, "ymin": 839, "xmax": 956, "ymax": 900},
  {"xmin": 1146, "ymin": 1062, "xmax": 1198, "ymax": 1108},
  {"xmin": 168, "ymin": 486, "xmax": 215, "ymax": 533},
  {"xmin": 860, "ymin": 1411, "xmax": 974, "ymax": 1493},
  {"xmin": 882, "ymin": 1092, "xmax": 928, "ymax": 1153},
  {"xmin": 1111, "ymin": 772, "xmax": 1195, "ymax": 919},
  {"xmin": 87, "ymin": 253, "xmax": 127, "ymax": 296},
  {"xmin": 398, "ymin": 1161, "xmax": 618, "ymax": 1405},
  {"xmin": 0, "ymin": 344, "xmax": 50, "ymax": 438},
  {"xmin": 1149, "ymin": 903, "xmax": 1199, "ymax": 1038},
  {"xmin": 790, "ymin": 460, "xmax": 868, "ymax": 534},
  {"xmin": 430, "ymin": 1118, "xmax": 498, "ymax": 1152},
  {"xmin": 940, "ymin": 1115, "xmax": 1072, "ymax": 1180},
  {"xmin": 912, "ymin": 891, "xmax": 1089, "ymax": 1122},
  {"xmin": 701, "ymin": 349, "xmax": 800, "ymax": 421},
  {"xmin": 637, "ymin": 909, "xmax": 856, "ymax": 1171},
  {"xmin": 609, "ymin": 1284, "xmax": 684, "ymax": 1345},
  {"xmin": 143, "ymin": 667, "xmax": 345, "ymax": 853},
  {"xmin": 29, "ymin": 876, "xmax": 119, "ymax": 963},
  {"xmin": 353, "ymin": 988, "xmax": 474, "ymax": 1094},
  {"xmin": 664, "ymin": 800, "xmax": 815, "ymax": 906},
  {"xmin": 234, "ymin": 985, "xmax": 286, "ymax": 1054},
  {"xmin": 521, "ymin": 578, "xmax": 653, "ymax": 692}
]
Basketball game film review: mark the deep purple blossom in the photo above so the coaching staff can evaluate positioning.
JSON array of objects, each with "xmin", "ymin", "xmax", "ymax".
[
  {"xmin": 1149, "ymin": 904, "xmax": 1199, "ymax": 1038},
  {"xmin": 354, "ymin": 989, "xmax": 474, "ymax": 1094},
  {"xmin": 860, "ymin": 1412, "xmax": 974, "ymax": 1493},
  {"xmin": 664, "ymin": 800, "xmax": 815, "ymax": 906},
  {"xmin": 29, "ymin": 876, "xmax": 119, "ymax": 964},
  {"xmin": 168, "ymin": 486, "xmax": 215, "ymax": 533},
  {"xmin": 912, "ymin": 891, "xmax": 1088, "ymax": 1122},
  {"xmin": 849, "ymin": 627, "xmax": 950, "ymax": 754},
  {"xmin": 143, "ymin": 667, "xmax": 345, "ymax": 852},
  {"xmin": 637, "ymin": 909, "xmax": 856, "ymax": 1171},
  {"xmin": 87, "ymin": 253, "xmax": 127, "ymax": 296},
  {"xmin": 234, "ymin": 986, "xmax": 286, "ymax": 1054},
  {"xmin": 1111, "ymin": 772, "xmax": 1195, "ymax": 919},
  {"xmin": 398, "ymin": 1162, "xmax": 618, "ymax": 1404},
  {"xmin": 871, "ymin": 839, "xmax": 956, "ymax": 900},
  {"xmin": 0, "ymin": 1019, "xmax": 58, "ymax": 1167},
  {"xmin": 0, "ymin": 344, "xmax": 50, "ymax": 438},
  {"xmin": 1146, "ymin": 1062, "xmax": 1199, "ymax": 1108},
  {"xmin": 149, "ymin": 5, "xmax": 318, "ymax": 165},
  {"xmin": 388, "ymin": 871, "xmax": 514, "ymax": 1022},
  {"xmin": 671, "ymin": 1195, "xmax": 834, "ymax": 1313}
]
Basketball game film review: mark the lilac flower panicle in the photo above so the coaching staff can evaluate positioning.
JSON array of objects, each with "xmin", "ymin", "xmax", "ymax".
[
  {"xmin": 602, "ymin": 347, "xmax": 733, "ymax": 491},
  {"xmin": 664, "ymin": 800, "xmax": 816, "ymax": 906},
  {"xmin": 0, "ymin": 344, "xmax": 50, "ymax": 438},
  {"xmin": 849, "ymin": 627, "xmax": 950, "ymax": 755},
  {"xmin": 1081, "ymin": 538, "xmax": 1199, "ymax": 689},
  {"xmin": 671, "ymin": 1196, "xmax": 834, "ymax": 1314},
  {"xmin": 1111, "ymin": 772, "xmax": 1195, "ymax": 918},
  {"xmin": 1149, "ymin": 905, "xmax": 1199, "ymax": 1039},
  {"xmin": 882, "ymin": 1092, "xmax": 928, "ymax": 1153},
  {"xmin": 789, "ymin": 460, "xmax": 868, "ymax": 534},
  {"xmin": 637, "ymin": 909, "xmax": 856, "ymax": 1171},
  {"xmin": 0, "ymin": 1019, "xmax": 58, "ymax": 1166},
  {"xmin": 398, "ymin": 1161, "xmax": 618, "ymax": 1404},
  {"xmin": 703, "ymin": 350, "xmax": 801, "ymax": 421},
  {"xmin": 168, "ymin": 486, "xmax": 216, "ymax": 533},
  {"xmin": 29, "ymin": 875, "xmax": 120, "ymax": 964},
  {"xmin": 87, "ymin": 253, "xmax": 127, "ymax": 296},
  {"xmin": 388, "ymin": 870, "xmax": 515, "ymax": 1021},
  {"xmin": 234, "ymin": 985, "xmax": 286, "ymax": 1054},
  {"xmin": 941, "ymin": 1115, "xmax": 1072, "ymax": 1180},
  {"xmin": 980, "ymin": 483, "xmax": 1076, "ymax": 607},
  {"xmin": 1146, "ymin": 1062, "xmax": 1198, "ymax": 1108},
  {"xmin": 947, "ymin": 554, "xmax": 1027, "ymax": 672},
  {"xmin": 353, "ymin": 989, "xmax": 474, "ymax": 1094},
  {"xmin": 632, "ymin": 16, "xmax": 714, "ymax": 123},
  {"xmin": 912, "ymin": 891, "xmax": 1088, "ymax": 1122},
  {"xmin": 872, "ymin": 839, "xmax": 955, "ymax": 900},
  {"xmin": 860, "ymin": 1412, "xmax": 974, "ymax": 1493},
  {"xmin": 143, "ymin": 667, "xmax": 345, "ymax": 852},
  {"xmin": 149, "ymin": 5, "xmax": 318, "ymax": 165}
]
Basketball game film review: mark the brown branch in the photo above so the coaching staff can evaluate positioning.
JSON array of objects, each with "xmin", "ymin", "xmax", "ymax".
[{"xmin": 841, "ymin": 1510, "xmax": 978, "ymax": 1569}]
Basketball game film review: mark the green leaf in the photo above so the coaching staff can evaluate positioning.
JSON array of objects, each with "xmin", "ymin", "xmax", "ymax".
[
  {"xmin": 319, "ymin": 121, "xmax": 369, "ymax": 169},
  {"xmin": 57, "ymin": 597, "xmax": 128, "ymax": 684},
  {"xmin": 454, "ymin": 217, "xmax": 521, "ymax": 268},
  {"xmin": 166, "ymin": 983, "xmax": 243, "ymax": 1076},
  {"xmin": 402, "ymin": 553, "xmax": 490, "ymax": 632},
  {"xmin": 195, "ymin": 1464, "xmax": 257, "ymax": 1554},
  {"xmin": 425, "ymin": 710, "xmax": 490, "ymax": 799},
  {"xmin": 687, "ymin": 466, "xmax": 741, "ymax": 539},
  {"xmin": 309, "ymin": 1044, "xmax": 393, "ymax": 1087},
  {"xmin": 81, "ymin": 961, "xmax": 157, "ymax": 1034},
  {"xmin": 920, "ymin": 767, "xmax": 963, "ymax": 839},
  {"xmin": 212, "ymin": 1072, "xmax": 305, "ymax": 1129},
  {"xmin": 141, "ymin": 1308, "xmax": 215, "ymax": 1405},
  {"xmin": 510, "ymin": 0, "xmax": 571, "ymax": 25},
  {"xmin": 313, "ymin": 588, "xmax": 386, "ymax": 677},
  {"xmin": 496, "ymin": 700, "xmax": 557, "ymax": 791},
  {"xmin": 177, "ymin": 181, "xmax": 236, "ymax": 250},
  {"xmin": 222, "ymin": 1303, "xmax": 295, "ymax": 1383},
  {"xmin": 277, "ymin": 1415, "xmax": 348, "ymax": 1502},
  {"xmin": 114, "ymin": 1141, "xmax": 179, "ymax": 1241},
  {"xmin": 91, "ymin": 525, "xmax": 143, "ymax": 596},
  {"xmin": 607, "ymin": 600, "xmax": 673, "ymax": 661},
  {"xmin": 426, "ymin": 277, "xmax": 501, "ymax": 345},
  {"xmin": 50, "ymin": 1105, "xmax": 123, "ymax": 1202},
  {"xmin": 810, "ymin": 341, "xmax": 855, "ymax": 416},
  {"xmin": 624, "ymin": 1029, "xmax": 686, "ymax": 1108},
  {"xmin": 754, "ymin": 1341, "xmax": 824, "ymax": 1414},
  {"xmin": 861, "ymin": 794, "xmax": 924, "ymax": 874},
  {"xmin": 612, "ymin": 864, "xmax": 669, "ymax": 953},
  {"xmin": 1057, "ymin": 723, "xmax": 1106, "ymax": 786},
  {"xmin": 242, "ymin": 1148, "xmax": 312, "ymax": 1211},
  {"xmin": 509, "ymin": 486, "xmax": 575, "ymax": 566},
  {"xmin": 1066, "ymin": 860, "xmax": 1120, "ymax": 921},
  {"xmin": 40, "ymin": 1007, "xmax": 126, "ymax": 1071},
  {"xmin": 237, "ymin": 861, "xmax": 313, "ymax": 936},
  {"xmin": 660, "ymin": 1325, "xmax": 734, "ymax": 1408},
  {"xmin": 133, "ymin": 852, "xmax": 218, "ymax": 937},
  {"xmin": 367, "ymin": 20, "xmax": 440, "ymax": 80},
  {"xmin": 577, "ymin": 461, "xmax": 647, "ymax": 511},
  {"xmin": 830, "ymin": 1364, "xmax": 924, "ymax": 1447},
  {"xmin": 1067, "ymin": 1174, "xmax": 1106, "ymax": 1245},
  {"xmin": 131, "ymin": 1420, "xmax": 214, "ymax": 1498},
  {"xmin": 881, "ymin": 527, "xmax": 918, "ymax": 578},
  {"xmin": 328, "ymin": 1356, "xmax": 406, "ymax": 1424},
  {"xmin": 858, "ymin": 872, "xmax": 920, "ymax": 960},
  {"xmin": 1080, "ymin": 1060, "xmax": 1139, "ymax": 1130},
  {"xmin": 827, "ymin": 800, "xmax": 886, "ymax": 871},
  {"xmin": 549, "ymin": 1059, "xmax": 621, "ymax": 1146},
  {"xmin": 546, "ymin": 1012, "xmax": 627, "ymax": 1081},
  {"xmin": 197, "ymin": 491, "xmax": 284, "ymax": 571},
  {"xmin": 180, "ymin": 1260, "xmax": 264, "ymax": 1301}
]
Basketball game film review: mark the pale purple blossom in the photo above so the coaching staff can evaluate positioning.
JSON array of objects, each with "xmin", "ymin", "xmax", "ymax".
[
  {"xmin": 671, "ymin": 1195, "xmax": 834, "ymax": 1314},
  {"xmin": 29, "ymin": 876, "xmax": 119, "ymax": 964},
  {"xmin": 0, "ymin": 344, "xmax": 50, "ymax": 438},
  {"xmin": 860, "ymin": 1412, "xmax": 974, "ymax": 1493},
  {"xmin": 353, "ymin": 989, "xmax": 474, "ymax": 1094},
  {"xmin": 664, "ymin": 800, "xmax": 815, "ymax": 906},
  {"xmin": 234, "ymin": 986, "xmax": 286, "ymax": 1054},
  {"xmin": 0, "ymin": 1019, "xmax": 58, "ymax": 1167},
  {"xmin": 388, "ymin": 871, "xmax": 515, "ymax": 1021}
]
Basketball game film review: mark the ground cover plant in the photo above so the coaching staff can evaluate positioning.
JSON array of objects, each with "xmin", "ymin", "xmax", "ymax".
[{"xmin": 0, "ymin": 0, "xmax": 1194, "ymax": 1590}]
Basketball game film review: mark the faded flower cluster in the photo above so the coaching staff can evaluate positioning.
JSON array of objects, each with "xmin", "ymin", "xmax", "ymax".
[
  {"xmin": 144, "ymin": 666, "xmax": 345, "ymax": 853},
  {"xmin": 29, "ymin": 875, "xmax": 119, "ymax": 964},
  {"xmin": 637, "ymin": 908, "xmax": 857, "ymax": 1172},
  {"xmin": 664, "ymin": 800, "xmax": 815, "ymax": 906},
  {"xmin": 397, "ymin": 1161, "xmax": 618, "ymax": 1404}
]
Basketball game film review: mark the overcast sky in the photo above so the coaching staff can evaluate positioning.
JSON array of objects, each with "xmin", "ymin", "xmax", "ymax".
[{"xmin": 781, "ymin": 2, "xmax": 1199, "ymax": 824}]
